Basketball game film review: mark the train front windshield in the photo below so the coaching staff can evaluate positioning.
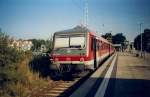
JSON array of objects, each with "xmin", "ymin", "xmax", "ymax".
[
  {"xmin": 54, "ymin": 35, "xmax": 85, "ymax": 49},
  {"xmin": 53, "ymin": 34, "xmax": 87, "ymax": 55}
]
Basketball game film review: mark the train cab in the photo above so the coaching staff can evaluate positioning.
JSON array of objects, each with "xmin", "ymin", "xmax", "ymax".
[{"xmin": 50, "ymin": 26, "xmax": 114, "ymax": 76}]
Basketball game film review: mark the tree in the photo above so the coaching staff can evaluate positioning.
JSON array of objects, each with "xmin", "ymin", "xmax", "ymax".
[
  {"xmin": 112, "ymin": 33, "xmax": 127, "ymax": 49},
  {"xmin": 134, "ymin": 34, "xmax": 141, "ymax": 50},
  {"xmin": 30, "ymin": 38, "xmax": 53, "ymax": 53},
  {"xmin": 0, "ymin": 31, "xmax": 23, "ymax": 87},
  {"xmin": 102, "ymin": 33, "xmax": 112, "ymax": 39},
  {"xmin": 45, "ymin": 39, "xmax": 53, "ymax": 53},
  {"xmin": 134, "ymin": 28, "xmax": 150, "ymax": 52},
  {"xmin": 30, "ymin": 39, "xmax": 42, "ymax": 51},
  {"xmin": 144, "ymin": 29, "xmax": 150, "ymax": 52},
  {"xmin": 102, "ymin": 33, "xmax": 113, "ymax": 43},
  {"xmin": 0, "ymin": 31, "xmax": 50, "ymax": 97}
]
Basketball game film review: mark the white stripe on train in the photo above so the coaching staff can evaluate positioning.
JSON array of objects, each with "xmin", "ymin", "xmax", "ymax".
[{"xmin": 53, "ymin": 53, "xmax": 110, "ymax": 70}]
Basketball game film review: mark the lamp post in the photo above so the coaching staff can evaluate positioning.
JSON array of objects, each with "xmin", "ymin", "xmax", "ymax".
[{"xmin": 140, "ymin": 23, "xmax": 143, "ymax": 57}]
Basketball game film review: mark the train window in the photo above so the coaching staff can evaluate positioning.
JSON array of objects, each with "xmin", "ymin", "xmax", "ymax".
[
  {"xmin": 104, "ymin": 43, "xmax": 105, "ymax": 49},
  {"xmin": 98, "ymin": 41, "xmax": 100, "ymax": 50},
  {"xmin": 55, "ymin": 37, "xmax": 69, "ymax": 48},
  {"xmin": 101, "ymin": 42, "xmax": 103, "ymax": 50},
  {"xmin": 91, "ymin": 37, "xmax": 97, "ymax": 51},
  {"xmin": 107, "ymin": 44, "xmax": 108, "ymax": 49},
  {"xmin": 70, "ymin": 36, "xmax": 85, "ymax": 48},
  {"xmin": 91, "ymin": 37, "xmax": 94, "ymax": 51},
  {"xmin": 102, "ymin": 42, "xmax": 104, "ymax": 50},
  {"xmin": 94, "ymin": 38, "xmax": 96, "ymax": 51},
  {"xmin": 96, "ymin": 40, "xmax": 99, "ymax": 51},
  {"xmin": 54, "ymin": 34, "xmax": 86, "ymax": 49},
  {"xmin": 103, "ymin": 43, "xmax": 105, "ymax": 49},
  {"xmin": 99, "ymin": 41, "xmax": 101, "ymax": 50}
]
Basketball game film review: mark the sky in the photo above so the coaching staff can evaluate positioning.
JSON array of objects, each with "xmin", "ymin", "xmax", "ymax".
[{"xmin": 0, "ymin": 0, "xmax": 150, "ymax": 41}]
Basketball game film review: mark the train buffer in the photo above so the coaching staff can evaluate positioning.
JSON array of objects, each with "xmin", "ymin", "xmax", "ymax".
[{"xmin": 69, "ymin": 52, "xmax": 150, "ymax": 97}]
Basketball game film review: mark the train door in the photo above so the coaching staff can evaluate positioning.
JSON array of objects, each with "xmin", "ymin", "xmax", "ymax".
[
  {"xmin": 109, "ymin": 44, "xmax": 110, "ymax": 56},
  {"xmin": 93, "ymin": 37, "xmax": 97, "ymax": 69}
]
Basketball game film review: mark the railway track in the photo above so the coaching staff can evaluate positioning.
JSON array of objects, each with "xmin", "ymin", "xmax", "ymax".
[
  {"xmin": 30, "ymin": 80, "xmax": 78, "ymax": 97},
  {"xmin": 29, "ymin": 71, "xmax": 91, "ymax": 97},
  {"xmin": 70, "ymin": 53, "xmax": 117, "ymax": 97},
  {"xmin": 29, "ymin": 54, "xmax": 116, "ymax": 97}
]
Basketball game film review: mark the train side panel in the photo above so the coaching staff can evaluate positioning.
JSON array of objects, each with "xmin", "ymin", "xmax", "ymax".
[
  {"xmin": 50, "ymin": 30, "xmax": 115, "ymax": 72},
  {"xmin": 84, "ymin": 32, "xmax": 113, "ymax": 70}
]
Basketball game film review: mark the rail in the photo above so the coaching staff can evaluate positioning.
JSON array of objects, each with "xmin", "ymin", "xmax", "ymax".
[
  {"xmin": 70, "ymin": 53, "xmax": 117, "ymax": 97},
  {"xmin": 29, "ymin": 53, "xmax": 117, "ymax": 97}
]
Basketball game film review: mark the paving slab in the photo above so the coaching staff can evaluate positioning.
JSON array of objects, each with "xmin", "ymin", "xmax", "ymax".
[{"xmin": 108, "ymin": 52, "xmax": 150, "ymax": 97}]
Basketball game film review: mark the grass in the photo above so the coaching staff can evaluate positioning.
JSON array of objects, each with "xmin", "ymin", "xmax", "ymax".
[{"xmin": 0, "ymin": 51, "xmax": 51, "ymax": 97}]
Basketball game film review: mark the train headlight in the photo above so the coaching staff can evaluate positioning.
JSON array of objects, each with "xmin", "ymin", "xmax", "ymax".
[
  {"xmin": 50, "ymin": 59, "xmax": 53, "ymax": 61},
  {"xmin": 66, "ymin": 58, "xmax": 71, "ymax": 61},
  {"xmin": 55, "ymin": 58, "xmax": 59, "ymax": 61},
  {"xmin": 80, "ymin": 58, "xmax": 84, "ymax": 62}
]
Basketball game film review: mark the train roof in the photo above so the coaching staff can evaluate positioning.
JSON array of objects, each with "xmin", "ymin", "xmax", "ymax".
[
  {"xmin": 95, "ymin": 33, "xmax": 111, "ymax": 44},
  {"xmin": 54, "ymin": 25, "xmax": 112, "ymax": 45},
  {"xmin": 88, "ymin": 30, "xmax": 111, "ymax": 44},
  {"xmin": 54, "ymin": 26, "xmax": 90, "ymax": 34}
]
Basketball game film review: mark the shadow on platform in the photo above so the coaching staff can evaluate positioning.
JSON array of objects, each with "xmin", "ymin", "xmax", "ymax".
[{"xmin": 57, "ymin": 77, "xmax": 150, "ymax": 97}]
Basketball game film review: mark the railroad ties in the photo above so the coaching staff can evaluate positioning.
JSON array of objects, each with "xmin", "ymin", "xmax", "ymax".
[
  {"xmin": 70, "ymin": 53, "xmax": 117, "ymax": 97},
  {"xmin": 29, "ymin": 79, "xmax": 80, "ymax": 97},
  {"xmin": 43, "ymin": 81, "xmax": 74, "ymax": 97},
  {"xmin": 29, "ymin": 53, "xmax": 117, "ymax": 97},
  {"xmin": 29, "ymin": 52, "xmax": 150, "ymax": 97}
]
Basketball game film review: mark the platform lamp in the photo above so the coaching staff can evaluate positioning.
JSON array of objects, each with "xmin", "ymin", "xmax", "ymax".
[{"xmin": 140, "ymin": 23, "xmax": 143, "ymax": 57}]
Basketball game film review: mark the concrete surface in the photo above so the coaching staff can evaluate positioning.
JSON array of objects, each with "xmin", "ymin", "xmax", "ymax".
[
  {"xmin": 105, "ymin": 52, "xmax": 150, "ymax": 97},
  {"xmin": 70, "ymin": 54, "xmax": 115, "ymax": 97}
]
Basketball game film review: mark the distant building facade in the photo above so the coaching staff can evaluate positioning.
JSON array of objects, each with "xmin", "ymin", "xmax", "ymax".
[
  {"xmin": 10, "ymin": 39, "xmax": 33, "ymax": 51},
  {"xmin": 113, "ymin": 44, "xmax": 122, "ymax": 51}
]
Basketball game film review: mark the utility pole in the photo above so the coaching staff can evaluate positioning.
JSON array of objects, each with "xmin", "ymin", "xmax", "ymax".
[
  {"xmin": 140, "ymin": 23, "xmax": 143, "ymax": 57},
  {"xmin": 84, "ymin": 0, "xmax": 88, "ymax": 27}
]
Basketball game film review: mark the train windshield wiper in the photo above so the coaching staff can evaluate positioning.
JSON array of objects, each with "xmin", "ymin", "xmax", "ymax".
[{"xmin": 69, "ymin": 45, "xmax": 82, "ymax": 48}]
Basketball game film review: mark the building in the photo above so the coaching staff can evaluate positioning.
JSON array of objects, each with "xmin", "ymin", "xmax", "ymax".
[
  {"xmin": 10, "ymin": 39, "xmax": 33, "ymax": 51},
  {"xmin": 113, "ymin": 44, "xmax": 122, "ymax": 51}
]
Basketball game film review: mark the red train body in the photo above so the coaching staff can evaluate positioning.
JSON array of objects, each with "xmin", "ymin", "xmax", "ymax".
[{"xmin": 50, "ymin": 26, "xmax": 114, "ymax": 72}]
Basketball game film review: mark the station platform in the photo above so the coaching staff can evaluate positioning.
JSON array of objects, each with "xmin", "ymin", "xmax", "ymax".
[
  {"xmin": 106, "ymin": 52, "xmax": 150, "ymax": 97},
  {"xmin": 70, "ymin": 52, "xmax": 150, "ymax": 97}
]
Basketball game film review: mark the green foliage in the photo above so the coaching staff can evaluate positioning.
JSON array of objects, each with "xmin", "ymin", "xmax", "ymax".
[
  {"xmin": 30, "ymin": 39, "xmax": 44, "ymax": 51},
  {"xmin": 29, "ymin": 55, "xmax": 51, "ymax": 77},
  {"xmin": 30, "ymin": 39, "xmax": 53, "ymax": 52},
  {"xmin": 102, "ymin": 33, "xmax": 112, "ymax": 39},
  {"xmin": 112, "ymin": 33, "xmax": 126, "ymax": 45},
  {"xmin": 134, "ymin": 28, "xmax": 150, "ymax": 52},
  {"xmin": 0, "ymin": 31, "xmax": 50, "ymax": 97},
  {"xmin": 0, "ymin": 31, "xmax": 23, "ymax": 96},
  {"xmin": 102, "ymin": 32, "xmax": 127, "ymax": 49},
  {"xmin": 0, "ymin": 32, "xmax": 9, "ymax": 49},
  {"xmin": 0, "ymin": 32, "xmax": 22, "ymax": 86}
]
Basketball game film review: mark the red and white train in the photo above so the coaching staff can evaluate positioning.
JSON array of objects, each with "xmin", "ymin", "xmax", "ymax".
[{"xmin": 50, "ymin": 26, "xmax": 114, "ymax": 75}]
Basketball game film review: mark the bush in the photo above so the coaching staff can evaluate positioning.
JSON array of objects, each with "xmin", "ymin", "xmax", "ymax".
[
  {"xmin": 29, "ymin": 55, "xmax": 51, "ymax": 78},
  {"xmin": 0, "ymin": 32, "xmax": 50, "ymax": 97},
  {"xmin": 0, "ymin": 32, "xmax": 22, "ymax": 87}
]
